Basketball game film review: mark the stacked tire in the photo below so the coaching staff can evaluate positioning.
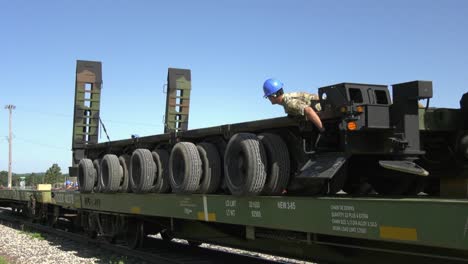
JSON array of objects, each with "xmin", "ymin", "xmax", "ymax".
[
  {"xmin": 168, "ymin": 142, "xmax": 222, "ymax": 194},
  {"xmin": 78, "ymin": 132, "xmax": 290, "ymax": 197},
  {"xmin": 78, "ymin": 159, "xmax": 96, "ymax": 193},
  {"xmin": 223, "ymin": 133, "xmax": 290, "ymax": 196}
]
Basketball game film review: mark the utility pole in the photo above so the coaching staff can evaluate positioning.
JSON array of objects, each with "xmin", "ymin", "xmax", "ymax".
[{"xmin": 5, "ymin": 105, "xmax": 15, "ymax": 188}]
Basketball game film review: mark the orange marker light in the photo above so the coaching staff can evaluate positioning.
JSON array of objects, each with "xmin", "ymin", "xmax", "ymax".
[
  {"xmin": 347, "ymin": 121, "xmax": 357, "ymax": 131},
  {"xmin": 356, "ymin": 106, "xmax": 364, "ymax": 113}
]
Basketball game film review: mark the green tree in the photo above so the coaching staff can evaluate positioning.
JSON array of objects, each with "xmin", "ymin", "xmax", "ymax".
[
  {"xmin": 44, "ymin": 164, "xmax": 62, "ymax": 184},
  {"xmin": 12, "ymin": 175, "xmax": 20, "ymax": 187},
  {"xmin": 25, "ymin": 173, "xmax": 35, "ymax": 186},
  {"xmin": 0, "ymin": 171, "xmax": 7, "ymax": 187}
]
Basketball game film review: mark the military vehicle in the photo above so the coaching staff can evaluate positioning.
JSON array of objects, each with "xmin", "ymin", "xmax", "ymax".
[{"xmin": 70, "ymin": 61, "xmax": 467, "ymax": 197}]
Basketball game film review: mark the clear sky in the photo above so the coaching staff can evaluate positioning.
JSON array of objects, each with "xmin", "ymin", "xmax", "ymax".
[{"xmin": 0, "ymin": 0, "xmax": 467, "ymax": 173}]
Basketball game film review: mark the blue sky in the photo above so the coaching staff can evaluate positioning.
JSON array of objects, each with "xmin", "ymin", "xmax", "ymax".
[{"xmin": 0, "ymin": 0, "xmax": 467, "ymax": 173}]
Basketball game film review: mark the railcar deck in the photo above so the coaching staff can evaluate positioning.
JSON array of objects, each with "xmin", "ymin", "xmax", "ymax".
[{"xmin": 1, "ymin": 189, "xmax": 467, "ymax": 263}]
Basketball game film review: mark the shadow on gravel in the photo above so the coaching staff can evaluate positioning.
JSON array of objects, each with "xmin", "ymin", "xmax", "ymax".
[
  {"xmin": 0, "ymin": 210, "xmax": 283, "ymax": 264},
  {"xmin": 0, "ymin": 219, "xmax": 145, "ymax": 264},
  {"xmin": 4, "ymin": 222, "xmax": 279, "ymax": 264}
]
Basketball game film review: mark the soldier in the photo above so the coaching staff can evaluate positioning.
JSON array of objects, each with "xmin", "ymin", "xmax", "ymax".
[{"xmin": 263, "ymin": 78, "xmax": 324, "ymax": 132}]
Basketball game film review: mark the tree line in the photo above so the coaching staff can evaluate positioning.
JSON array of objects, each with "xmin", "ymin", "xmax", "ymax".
[{"xmin": 0, "ymin": 163, "xmax": 69, "ymax": 187}]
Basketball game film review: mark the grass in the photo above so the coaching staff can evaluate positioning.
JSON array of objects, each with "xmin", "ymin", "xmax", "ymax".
[
  {"xmin": 19, "ymin": 230, "xmax": 45, "ymax": 240},
  {"xmin": 0, "ymin": 256, "xmax": 9, "ymax": 264}
]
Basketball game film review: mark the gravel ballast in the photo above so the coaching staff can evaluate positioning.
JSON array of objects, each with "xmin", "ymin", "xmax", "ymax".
[
  {"xmin": 0, "ymin": 224, "xmax": 141, "ymax": 264},
  {"xmin": 0, "ymin": 223, "xmax": 314, "ymax": 264}
]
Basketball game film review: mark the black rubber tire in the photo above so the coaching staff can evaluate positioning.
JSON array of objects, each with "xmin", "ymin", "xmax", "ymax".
[
  {"xmin": 93, "ymin": 159, "xmax": 102, "ymax": 193},
  {"xmin": 169, "ymin": 142, "xmax": 202, "ymax": 193},
  {"xmin": 78, "ymin": 159, "xmax": 96, "ymax": 193},
  {"xmin": 196, "ymin": 142, "xmax": 222, "ymax": 194},
  {"xmin": 151, "ymin": 149, "xmax": 171, "ymax": 193},
  {"xmin": 224, "ymin": 133, "xmax": 267, "ymax": 196},
  {"xmin": 211, "ymin": 138, "xmax": 229, "ymax": 194},
  {"xmin": 258, "ymin": 133, "xmax": 291, "ymax": 195},
  {"xmin": 130, "ymin": 149, "xmax": 156, "ymax": 193},
  {"xmin": 118, "ymin": 155, "xmax": 130, "ymax": 193},
  {"xmin": 100, "ymin": 154, "xmax": 123, "ymax": 193}
]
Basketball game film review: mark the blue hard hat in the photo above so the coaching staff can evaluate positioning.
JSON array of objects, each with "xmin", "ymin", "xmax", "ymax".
[{"xmin": 263, "ymin": 78, "xmax": 283, "ymax": 98}]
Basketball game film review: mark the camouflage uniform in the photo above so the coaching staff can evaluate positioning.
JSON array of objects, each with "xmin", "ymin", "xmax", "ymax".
[{"xmin": 280, "ymin": 92, "xmax": 321, "ymax": 117}]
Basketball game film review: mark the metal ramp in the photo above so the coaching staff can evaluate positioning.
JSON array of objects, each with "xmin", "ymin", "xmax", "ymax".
[
  {"xmin": 70, "ymin": 60, "xmax": 102, "ymax": 173},
  {"xmin": 164, "ymin": 68, "xmax": 192, "ymax": 133}
]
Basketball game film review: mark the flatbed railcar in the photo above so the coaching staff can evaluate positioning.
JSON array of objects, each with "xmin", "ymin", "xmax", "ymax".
[{"xmin": 1, "ymin": 189, "xmax": 468, "ymax": 263}]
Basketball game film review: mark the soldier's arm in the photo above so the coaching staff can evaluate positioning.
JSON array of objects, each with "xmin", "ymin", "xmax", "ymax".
[
  {"xmin": 304, "ymin": 106, "xmax": 324, "ymax": 132},
  {"xmin": 285, "ymin": 99, "xmax": 324, "ymax": 132}
]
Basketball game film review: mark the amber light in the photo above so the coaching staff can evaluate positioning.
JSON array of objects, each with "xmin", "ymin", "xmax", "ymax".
[
  {"xmin": 356, "ymin": 106, "xmax": 364, "ymax": 113},
  {"xmin": 347, "ymin": 121, "xmax": 357, "ymax": 131},
  {"xmin": 340, "ymin": 107, "xmax": 347, "ymax": 113}
]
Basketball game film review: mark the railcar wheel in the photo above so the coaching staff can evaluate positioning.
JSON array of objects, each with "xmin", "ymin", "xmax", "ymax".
[
  {"xmin": 93, "ymin": 159, "xmax": 102, "ymax": 193},
  {"xmin": 130, "ymin": 149, "xmax": 156, "ymax": 193},
  {"xmin": 160, "ymin": 229, "xmax": 173, "ymax": 241},
  {"xmin": 84, "ymin": 212, "xmax": 98, "ymax": 239},
  {"xmin": 257, "ymin": 133, "xmax": 291, "ymax": 195},
  {"xmin": 97, "ymin": 214, "xmax": 113, "ymax": 242},
  {"xmin": 151, "ymin": 149, "xmax": 171, "ymax": 193},
  {"xmin": 78, "ymin": 159, "xmax": 96, "ymax": 193},
  {"xmin": 169, "ymin": 142, "xmax": 202, "ymax": 193},
  {"xmin": 98, "ymin": 214, "xmax": 125, "ymax": 243},
  {"xmin": 47, "ymin": 205, "xmax": 59, "ymax": 227},
  {"xmin": 126, "ymin": 219, "xmax": 145, "ymax": 249},
  {"xmin": 118, "ymin": 155, "xmax": 130, "ymax": 192},
  {"xmin": 196, "ymin": 142, "xmax": 222, "ymax": 194},
  {"xmin": 224, "ymin": 133, "xmax": 267, "ymax": 196},
  {"xmin": 86, "ymin": 229, "xmax": 97, "ymax": 239},
  {"xmin": 101, "ymin": 154, "xmax": 123, "ymax": 193}
]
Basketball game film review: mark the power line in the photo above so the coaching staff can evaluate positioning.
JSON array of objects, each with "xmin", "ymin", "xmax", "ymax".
[
  {"xmin": 15, "ymin": 108, "xmax": 163, "ymax": 128},
  {"xmin": 14, "ymin": 137, "xmax": 69, "ymax": 151}
]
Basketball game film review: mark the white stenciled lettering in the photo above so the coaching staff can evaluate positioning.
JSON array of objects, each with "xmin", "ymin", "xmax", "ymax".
[
  {"xmin": 251, "ymin": 210, "xmax": 262, "ymax": 218},
  {"xmin": 225, "ymin": 200, "xmax": 237, "ymax": 207},
  {"xmin": 248, "ymin": 201, "xmax": 261, "ymax": 209},
  {"xmin": 226, "ymin": 209, "xmax": 236, "ymax": 217},
  {"xmin": 277, "ymin": 201, "xmax": 296, "ymax": 210},
  {"xmin": 330, "ymin": 204, "xmax": 377, "ymax": 235}
]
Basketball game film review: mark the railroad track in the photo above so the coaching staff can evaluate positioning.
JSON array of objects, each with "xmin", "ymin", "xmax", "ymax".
[{"xmin": 0, "ymin": 208, "xmax": 284, "ymax": 264}]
